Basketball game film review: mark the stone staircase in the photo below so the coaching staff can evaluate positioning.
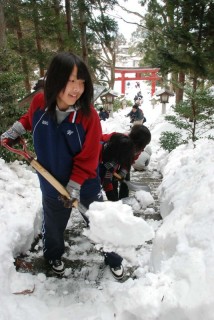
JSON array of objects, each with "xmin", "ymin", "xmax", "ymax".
[
  {"xmin": 15, "ymin": 167, "xmax": 163, "ymax": 283},
  {"xmin": 130, "ymin": 167, "xmax": 163, "ymax": 221}
]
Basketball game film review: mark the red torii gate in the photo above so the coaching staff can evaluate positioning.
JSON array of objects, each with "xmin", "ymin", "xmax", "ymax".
[{"xmin": 114, "ymin": 67, "xmax": 161, "ymax": 96}]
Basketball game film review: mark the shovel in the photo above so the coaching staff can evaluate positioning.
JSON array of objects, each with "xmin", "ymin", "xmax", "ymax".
[
  {"xmin": 2, "ymin": 138, "xmax": 87, "ymax": 213},
  {"xmin": 113, "ymin": 172, "xmax": 151, "ymax": 192}
]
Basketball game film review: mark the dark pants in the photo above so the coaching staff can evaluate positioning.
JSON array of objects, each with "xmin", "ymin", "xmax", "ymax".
[
  {"xmin": 42, "ymin": 184, "xmax": 122, "ymax": 268},
  {"xmin": 42, "ymin": 180, "xmax": 104, "ymax": 261},
  {"xmin": 109, "ymin": 172, "xmax": 130, "ymax": 201},
  {"xmin": 42, "ymin": 195, "xmax": 71, "ymax": 261},
  {"xmin": 118, "ymin": 182, "xmax": 129, "ymax": 199}
]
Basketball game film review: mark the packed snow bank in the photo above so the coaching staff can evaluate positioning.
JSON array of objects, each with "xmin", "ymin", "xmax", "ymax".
[{"xmin": 149, "ymin": 139, "xmax": 214, "ymax": 320}]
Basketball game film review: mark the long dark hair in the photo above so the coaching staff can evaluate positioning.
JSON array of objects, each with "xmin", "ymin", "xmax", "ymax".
[
  {"xmin": 103, "ymin": 133, "xmax": 135, "ymax": 169},
  {"xmin": 44, "ymin": 52, "xmax": 93, "ymax": 117},
  {"xmin": 129, "ymin": 124, "xmax": 151, "ymax": 153}
]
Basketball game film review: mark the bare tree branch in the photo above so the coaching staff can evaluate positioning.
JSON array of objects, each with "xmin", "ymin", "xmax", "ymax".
[
  {"xmin": 113, "ymin": 14, "xmax": 144, "ymax": 28},
  {"xmin": 117, "ymin": 4, "xmax": 144, "ymax": 20},
  {"xmin": 107, "ymin": 3, "xmax": 146, "ymax": 30}
]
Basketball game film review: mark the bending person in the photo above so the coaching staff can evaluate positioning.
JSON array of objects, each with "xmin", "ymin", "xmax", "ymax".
[{"xmin": 100, "ymin": 124, "xmax": 151, "ymax": 201}]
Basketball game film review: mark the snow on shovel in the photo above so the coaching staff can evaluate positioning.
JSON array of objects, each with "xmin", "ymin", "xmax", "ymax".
[{"xmin": 83, "ymin": 200, "xmax": 155, "ymax": 248}]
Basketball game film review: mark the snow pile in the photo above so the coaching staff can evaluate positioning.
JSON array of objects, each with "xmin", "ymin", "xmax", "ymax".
[{"xmin": 83, "ymin": 200, "xmax": 155, "ymax": 247}]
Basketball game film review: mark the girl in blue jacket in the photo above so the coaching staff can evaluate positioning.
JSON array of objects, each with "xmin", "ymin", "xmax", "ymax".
[{"xmin": 1, "ymin": 52, "xmax": 123, "ymax": 279}]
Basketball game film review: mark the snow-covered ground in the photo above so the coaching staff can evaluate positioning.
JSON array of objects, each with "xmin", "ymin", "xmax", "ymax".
[{"xmin": 1, "ymin": 81, "xmax": 214, "ymax": 320}]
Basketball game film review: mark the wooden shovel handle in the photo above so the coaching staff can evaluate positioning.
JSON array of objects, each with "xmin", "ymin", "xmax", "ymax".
[
  {"xmin": 30, "ymin": 159, "xmax": 70, "ymax": 198},
  {"xmin": 2, "ymin": 138, "xmax": 78, "ymax": 208},
  {"xmin": 113, "ymin": 172, "xmax": 123, "ymax": 181},
  {"xmin": 30, "ymin": 159, "xmax": 78, "ymax": 208}
]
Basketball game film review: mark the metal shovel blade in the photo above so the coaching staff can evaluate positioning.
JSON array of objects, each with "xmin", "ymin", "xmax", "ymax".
[
  {"xmin": 77, "ymin": 202, "xmax": 88, "ymax": 215},
  {"xmin": 113, "ymin": 172, "xmax": 151, "ymax": 192},
  {"xmin": 121, "ymin": 196, "xmax": 139, "ymax": 206},
  {"xmin": 124, "ymin": 180, "xmax": 151, "ymax": 192}
]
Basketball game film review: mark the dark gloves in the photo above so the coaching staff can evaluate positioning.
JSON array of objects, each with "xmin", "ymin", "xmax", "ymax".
[
  {"xmin": 58, "ymin": 195, "xmax": 75, "ymax": 208},
  {"xmin": 106, "ymin": 190, "xmax": 118, "ymax": 202}
]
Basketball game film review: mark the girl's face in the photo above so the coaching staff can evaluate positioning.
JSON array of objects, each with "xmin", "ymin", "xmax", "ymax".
[{"xmin": 57, "ymin": 65, "xmax": 85, "ymax": 110}]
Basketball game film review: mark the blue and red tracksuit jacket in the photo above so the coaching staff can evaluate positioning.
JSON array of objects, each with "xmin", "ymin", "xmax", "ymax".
[
  {"xmin": 99, "ymin": 132, "xmax": 141, "ymax": 192},
  {"xmin": 18, "ymin": 92, "xmax": 102, "ymax": 198}
]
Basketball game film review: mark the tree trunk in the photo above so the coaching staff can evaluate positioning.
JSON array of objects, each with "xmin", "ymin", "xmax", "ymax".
[
  {"xmin": 191, "ymin": 76, "xmax": 198, "ymax": 141},
  {"xmin": 170, "ymin": 72, "xmax": 178, "ymax": 92},
  {"xmin": 79, "ymin": 11, "xmax": 88, "ymax": 64},
  {"xmin": 176, "ymin": 71, "xmax": 185, "ymax": 104},
  {"xmin": 78, "ymin": 0, "xmax": 88, "ymax": 65},
  {"xmin": 53, "ymin": 0, "xmax": 64, "ymax": 51},
  {"xmin": 0, "ymin": 2, "xmax": 6, "ymax": 51},
  {"xmin": 110, "ymin": 50, "xmax": 116, "ymax": 89},
  {"xmin": 65, "ymin": 0, "xmax": 72, "ymax": 35},
  {"xmin": 32, "ymin": 1, "xmax": 44, "ymax": 77},
  {"xmin": 16, "ymin": 14, "xmax": 31, "ymax": 91}
]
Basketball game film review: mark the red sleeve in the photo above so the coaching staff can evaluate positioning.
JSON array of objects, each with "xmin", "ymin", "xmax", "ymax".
[
  {"xmin": 70, "ymin": 106, "xmax": 102, "ymax": 185},
  {"xmin": 101, "ymin": 132, "xmax": 116, "ymax": 142},
  {"xmin": 18, "ymin": 92, "xmax": 45, "ymax": 131}
]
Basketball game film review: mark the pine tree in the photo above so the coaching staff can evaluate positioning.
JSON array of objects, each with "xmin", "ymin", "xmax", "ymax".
[
  {"xmin": 142, "ymin": 0, "xmax": 214, "ymax": 102},
  {"xmin": 163, "ymin": 84, "xmax": 214, "ymax": 147}
]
